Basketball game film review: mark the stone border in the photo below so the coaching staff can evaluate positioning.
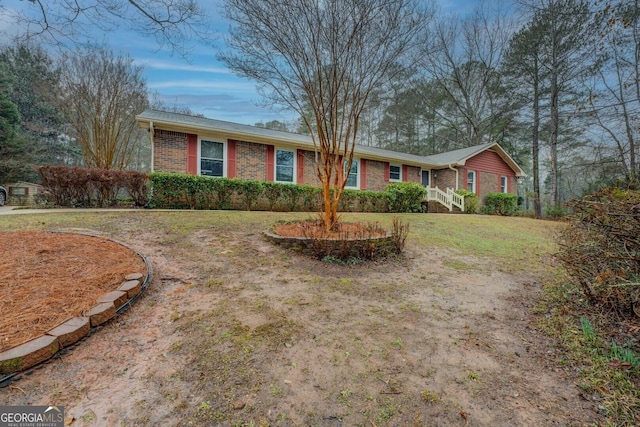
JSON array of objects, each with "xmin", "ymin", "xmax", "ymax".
[
  {"xmin": 0, "ymin": 235, "xmax": 153, "ymax": 385},
  {"xmin": 263, "ymin": 230, "xmax": 397, "ymax": 259}
]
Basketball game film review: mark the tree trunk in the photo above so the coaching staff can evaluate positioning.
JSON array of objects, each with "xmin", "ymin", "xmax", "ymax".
[{"xmin": 532, "ymin": 56, "xmax": 542, "ymax": 218}]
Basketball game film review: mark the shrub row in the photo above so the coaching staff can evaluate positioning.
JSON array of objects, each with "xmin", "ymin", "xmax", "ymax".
[
  {"xmin": 481, "ymin": 192, "xmax": 518, "ymax": 215},
  {"xmin": 556, "ymin": 187, "xmax": 640, "ymax": 318},
  {"xmin": 148, "ymin": 172, "xmax": 425, "ymax": 213},
  {"xmin": 38, "ymin": 165, "xmax": 149, "ymax": 207}
]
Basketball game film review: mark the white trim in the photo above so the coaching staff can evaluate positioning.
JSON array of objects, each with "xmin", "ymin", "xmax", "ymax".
[
  {"xmin": 467, "ymin": 170, "xmax": 476, "ymax": 193},
  {"xmin": 344, "ymin": 158, "xmax": 360, "ymax": 189},
  {"xmin": 274, "ymin": 148, "xmax": 297, "ymax": 184},
  {"xmin": 389, "ymin": 164, "xmax": 402, "ymax": 182},
  {"xmin": 500, "ymin": 175, "xmax": 508, "ymax": 193},
  {"xmin": 198, "ymin": 138, "xmax": 227, "ymax": 177}
]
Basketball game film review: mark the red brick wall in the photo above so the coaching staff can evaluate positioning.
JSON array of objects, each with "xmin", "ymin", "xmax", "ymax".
[
  {"xmin": 301, "ymin": 150, "xmax": 322, "ymax": 186},
  {"xmin": 154, "ymin": 129, "xmax": 188, "ymax": 173},
  {"xmin": 432, "ymin": 168, "xmax": 457, "ymax": 190},
  {"xmin": 366, "ymin": 160, "xmax": 387, "ymax": 191},
  {"xmin": 236, "ymin": 140, "xmax": 268, "ymax": 181},
  {"xmin": 404, "ymin": 166, "xmax": 421, "ymax": 184}
]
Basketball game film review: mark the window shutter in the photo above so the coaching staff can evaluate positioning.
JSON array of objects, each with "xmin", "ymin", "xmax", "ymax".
[
  {"xmin": 384, "ymin": 162, "xmax": 390, "ymax": 182},
  {"xmin": 227, "ymin": 139, "xmax": 237, "ymax": 178},
  {"xmin": 266, "ymin": 145, "xmax": 275, "ymax": 182},
  {"xmin": 297, "ymin": 149, "xmax": 305, "ymax": 184},
  {"xmin": 186, "ymin": 134, "xmax": 198, "ymax": 175},
  {"xmin": 402, "ymin": 165, "xmax": 408, "ymax": 182},
  {"xmin": 360, "ymin": 159, "xmax": 367, "ymax": 190}
]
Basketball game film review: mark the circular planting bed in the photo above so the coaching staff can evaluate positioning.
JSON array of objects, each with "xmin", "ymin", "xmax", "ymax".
[
  {"xmin": 0, "ymin": 231, "xmax": 149, "ymax": 376},
  {"xmin": 265, "ymin": 220, "xmax": 405, "ymax": 260}
]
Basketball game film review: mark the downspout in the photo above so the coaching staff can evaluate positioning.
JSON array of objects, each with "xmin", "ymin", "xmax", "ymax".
[
  {"xmin": 149, "ymin": 121, "xmax": 155, "ymax": 173},
  {"xmin": 448, "ymin": 164, "xmax": 459, "ymax": 190}
]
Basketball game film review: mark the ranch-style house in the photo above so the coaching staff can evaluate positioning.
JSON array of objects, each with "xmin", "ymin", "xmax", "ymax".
[{"xmin": 136, "ymin": 110, "xmax": 526, "ymax": 212}]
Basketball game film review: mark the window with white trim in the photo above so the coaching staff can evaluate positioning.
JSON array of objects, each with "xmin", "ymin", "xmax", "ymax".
[
  {"xmin": 344, "ymin": 159, "xmax": 359, "ymax": 188},
  {"xmin": 500, "ymin": 176, "xmax": 508, "ymax": 193},
  {"xmin": 200, "ymin": 140, "xmax": 224, "ymax": 177},
  {"xmin": 467, "ymin": 170, "xmax": 476, "ymax": 193},
  {"xmin": 389, "ymin": 164, "xmax": 401, "ymax": 182},
  {"xmin": 275, "ymin": 149, "xmax": 295, "ymax": 183}
]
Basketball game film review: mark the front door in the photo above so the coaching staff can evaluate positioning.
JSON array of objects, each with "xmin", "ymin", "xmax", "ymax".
[{"xmin": 421, "ymin": 170, "xmax": 430, "ymax": 187}]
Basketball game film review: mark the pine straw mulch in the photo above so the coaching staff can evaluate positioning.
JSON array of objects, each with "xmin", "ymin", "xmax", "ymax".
[{"xmin": 0, "ymin": 231, "xmax": 146, "ymax": 351}]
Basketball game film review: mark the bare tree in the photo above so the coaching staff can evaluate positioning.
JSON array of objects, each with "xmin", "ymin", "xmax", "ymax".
[
  {"xmin": 587, "ymin": 0, "xmax": 640, "ymax": 184},
  {"xmin": 420, "ymin": 3, "xmax": 514, "ymax": 149},
  {"xmin": 220, "ymin": 0, "xmax": 430, "ymax": 230},
  {"xmin": 56, "ymin": 48, "xmax": 149, "ymax": 170},
  {"xmin": 0, "ymin": 0, "xmax": 211, "ymax": 55}
]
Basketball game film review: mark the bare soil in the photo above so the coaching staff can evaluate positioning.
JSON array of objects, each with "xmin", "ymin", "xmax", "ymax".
[{"xmin": 1, "ymin": 217, "xmax": 600, "ymax": 426}]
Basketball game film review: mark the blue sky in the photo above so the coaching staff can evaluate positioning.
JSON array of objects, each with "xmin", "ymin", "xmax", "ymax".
[{"xmin": 0, "ymin": 0, "xmax": 483, "ymax": 126}]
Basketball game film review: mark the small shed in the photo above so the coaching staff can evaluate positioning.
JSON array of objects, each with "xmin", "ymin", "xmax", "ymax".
[{"xmin": 4, "ymin": 182, "xmax": 44, "ymax": 207}]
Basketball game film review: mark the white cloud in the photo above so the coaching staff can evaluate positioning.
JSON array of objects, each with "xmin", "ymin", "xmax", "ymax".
[{"xmin": 135, "ymin": 58, "xmax": 230, "ymax": 75}]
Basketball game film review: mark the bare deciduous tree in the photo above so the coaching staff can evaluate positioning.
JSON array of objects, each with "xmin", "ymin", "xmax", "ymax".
[
  {"xmin": 1, "ymin": 0, "xmax": 211, "ymax": 54},
  {"xmin": 587, "ymin": 0, "xmax": 640, "ymax": 184},
  {"xmin": 220, "ymin": 0, "xmax": 430, "ymax": 230},
  {"xmin": 420, "ymin": 3, "xmax": 513, "ymax": 149},
  {"xmin": 56, "ymin": 48, "xmax": 149, "ymax": 170}
]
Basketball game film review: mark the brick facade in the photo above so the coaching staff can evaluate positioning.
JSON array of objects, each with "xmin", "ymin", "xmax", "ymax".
[
  {"xmin": 432, "ymin": 168, "xmax": 457, "ymax": 191},
  {"xmin": 404, "ymin": 166, "xmax": 421, "ymax": 184},
  {"xmin": 365, "ymin": 160, "xmax": 386, "ymax": 191},
  {"xmin": 237, "ymin": 141, "xmax": 268, "ymax": 181},
  {"xmin": 301, "ymin": 150, "xmax": 322, "ymax": 187},
  {"xmin": 154, "ymin": 129, "xmax": 188, "ymax": 173},
  {"xmin": 480, "ymin": 171, "xmax": 499, "ymax": 198},
  {"xmin": 150, "ymin": 127, "xmax": 521, "ymax": 206}
]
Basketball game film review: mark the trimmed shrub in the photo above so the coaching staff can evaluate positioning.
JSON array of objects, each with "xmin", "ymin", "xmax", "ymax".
[
  {"xmin": 148, "ymin": 172, "xmax": 428, "ymax": 213},
  {"xmin": 482, "ymin": 192, "xmax": 518, "ymax": 216},
  {"xmin": 38, "ymin": 165, "xmax": 148, "ymax": 207},
  {"xmin": 455, "ymin": 189, "xmax": 478, "ymax": 214},
  {"xmin": 263, "ymin": 181, "xmax": 285, "ymax": 210},
  {"xmin": 237, "ymin": 179, "xmax": 264, "ymax": 211},
  {"xmin": 386, "ymin": 182, "xmax": 426, "ymax": 213}
]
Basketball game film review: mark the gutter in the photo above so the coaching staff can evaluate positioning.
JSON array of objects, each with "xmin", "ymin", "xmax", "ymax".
[
  {"xmin": 448, "ymin": 164, "xmax": 459, "ymax": 190},
  {"xmin": 149, "ymin": 121, "xmax": 155, "ymax": 173}
]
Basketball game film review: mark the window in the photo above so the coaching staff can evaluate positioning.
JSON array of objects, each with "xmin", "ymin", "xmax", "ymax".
[
  {"xmin": 389, "ymin": 164, "xmax": 401, "ymax": 182},
  {"xmin": 11, "ymin": 187, "xmax": 26, "ymax": 195},
  {"xmin": 344, "ymin": 159, "xmax": 359, "ymax": 188},
  {"xmin": 467, "ymin": 170, "xmax": 476, "ymax": 193},
  {"xmin": 276, "ymin": 149, "xmax": 295, "ymax": 183},
  {"xmin": 500, "ymin": 176, "xmax": 508, "ymax": 193},
  {"xmin": 200, "ymin": 140, "xmax": 224, "ymax": 177}
]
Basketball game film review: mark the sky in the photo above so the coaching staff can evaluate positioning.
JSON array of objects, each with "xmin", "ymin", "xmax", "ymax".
[{"xmin": 0, "ymin": 0, "xmax": 480, "ymax": 127}]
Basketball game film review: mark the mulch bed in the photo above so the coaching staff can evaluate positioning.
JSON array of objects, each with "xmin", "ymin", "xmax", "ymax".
[{"xmin": 0, "ymin": 231, "xmax": 146, "ymax": 351}]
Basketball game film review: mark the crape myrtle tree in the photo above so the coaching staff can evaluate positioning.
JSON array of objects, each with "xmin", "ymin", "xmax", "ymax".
[
  {"xmin": 220, "ymin": 0, "xmax": 430, "ymax": 231},
  {"xmin": 56, "ymin": 48, "xmax": 149, "ymax": 170}
]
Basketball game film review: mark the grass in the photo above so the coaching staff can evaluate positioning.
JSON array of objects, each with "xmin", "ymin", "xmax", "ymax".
[
  {"xmin": 2, "ymin": 209, "xmax": 617, "ymax": 425},
  {"xmin": 537, "ymin": 281, "xmax": 640, "ymax": 426}
]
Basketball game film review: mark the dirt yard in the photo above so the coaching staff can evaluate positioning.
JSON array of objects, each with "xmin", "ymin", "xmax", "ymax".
[{"xmin": 0, "ymin": 212, "xmax": 600, "ymax": 426}]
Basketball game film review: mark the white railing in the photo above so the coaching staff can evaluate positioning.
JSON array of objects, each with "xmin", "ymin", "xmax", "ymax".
[
  {"xmin": 448, "ymin": 188, "xmax": 465, "ymax": 211},
  {"xmin": 425, "ymin": 187, "xmax": 465, "ymax": 212}
]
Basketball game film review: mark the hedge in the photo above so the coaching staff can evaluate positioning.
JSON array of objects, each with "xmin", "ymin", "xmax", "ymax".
[
  {"xmin": 481, "ymin": 192, "xmax": 518, "ymax": 216},
  {"xmin": 148, "ymin": 173, "xmax": 428, "ymax": 213},
  {"xmin": 38, "ymin": 165, "xmax": 149, "ymax": 207}
]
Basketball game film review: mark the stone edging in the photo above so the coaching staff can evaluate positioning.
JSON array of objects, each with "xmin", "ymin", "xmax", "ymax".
[
  {"xmin": 263, "ymin": 231, "xmax": 396, "ymax": 258},
  {"xmin": 0, "ymin": 235, "xmax": 153, "ymax": 385}
]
